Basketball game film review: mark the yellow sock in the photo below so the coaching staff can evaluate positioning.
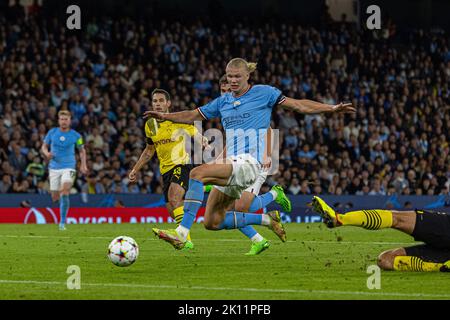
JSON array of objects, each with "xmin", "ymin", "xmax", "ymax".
[
  {"xmin": 338, "ymin": 209, "xmax": 393, "ymax": 230},
  {"xmin": 393, "ymin": 256, "xmax": 443, "ymax": 272},
  {"xmin": 173, "ymin": 206, "xmax": 191, "ymax": 241}
]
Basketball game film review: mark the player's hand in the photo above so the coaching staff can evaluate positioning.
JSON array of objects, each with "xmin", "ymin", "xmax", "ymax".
[
  {"xmin": 44, "ymin": 152, "xmax": 53, "ymax": 160},
  {"xmin": 332, "ymin": 102, "xmax": 356, "ymax": 114},
  {"xmin": 128, "ymin": 170, "xmax": 138, "ymax": 183},
  {"xmin": 80, "ymin": 165, "xmax": 88, "ymax": 175},
  {"xmin": 261, "ymin": 157, "xmax": 272, "ymax": 171},
  {"xmin": 143, "ymin": 111, "xmax": 166, "ymax": 120}
]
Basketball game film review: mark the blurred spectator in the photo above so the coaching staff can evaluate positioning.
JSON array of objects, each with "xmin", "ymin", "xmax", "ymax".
[
  {"xmin": 0, "ymin": 13, "xmax": 448, "ymax": 196},
  {"xmin": 82, "ymin": 174, "xmax": 106, "ymax": 194}
]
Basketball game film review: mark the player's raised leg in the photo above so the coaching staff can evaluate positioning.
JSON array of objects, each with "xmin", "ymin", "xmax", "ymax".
[
  {"xmin": 152, "ymin": 162, "xmax": 233, "ymax": 249},
  {"xmin": 204, "ymin": 189, "xmax": 286, "ymax": 242},
  {"xmin": 152, "ymin": 161, "xmax": 286, "ymax": 249},
  {"xmin": 311, "ymin": 196, "xmax": 415, "ymax": 233},
  {"xmin": 203, "ymin": 188, "xmax": 285, "ymax": 251}
]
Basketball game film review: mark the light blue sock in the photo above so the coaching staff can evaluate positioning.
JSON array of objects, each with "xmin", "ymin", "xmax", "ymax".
[
  {"xmin": 248, "ymin": 192, "xmax": 275, "ymax": 212},
  {"xmin": 239, "ymin": 226, "xmax": 258, "ymax": 239},
  {"xmin": 218, "ymin": 211, "xmax": 263, "ymax": 230},
  {"xmin": 60, "ymin": 195, "xmax": 70, "ymax": 225},
  {"xmin": 180, "ymin": 179, "xmax": 204, "ymax": 230}
]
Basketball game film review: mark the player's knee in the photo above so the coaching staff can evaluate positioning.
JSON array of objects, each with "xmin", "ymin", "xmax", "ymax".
[
  {"xmin": 234, "ymin": 202, "xmax": 250, "ymax": 212},
  {"xmin": 377, "ymin": 251, "xmax": 394, "ymax": 270},
  {"xmin": 189, "ymin": 167, "xmax": 206, "ymax": 182},
  {"xmin": 168, "ymin": 199, "xmax": 181, "ymax": 210},
  {"xmin": 377, "ymin": 249, "xmax": 402, "ymax": 270},
  {"xmin": 203, "ymin": 216, "xmax": 220, "ymax": 230}
]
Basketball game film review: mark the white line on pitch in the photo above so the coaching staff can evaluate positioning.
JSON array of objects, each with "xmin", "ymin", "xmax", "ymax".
[
  {"xmin": 0, "ymin": 234, "xmax": 414, "ymax": 245},
  {"xmin": 0, "ymin": 279, "xmax": 448, "ymax": 299}
]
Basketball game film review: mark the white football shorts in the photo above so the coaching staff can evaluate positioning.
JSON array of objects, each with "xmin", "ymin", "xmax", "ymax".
[
  {"xmin": 214, "ymin": 154, "xmax": 260, "ymax": 199},
  {"xmin": 49, "ymin": 169, "xmax": 76, "ymax": 191}
]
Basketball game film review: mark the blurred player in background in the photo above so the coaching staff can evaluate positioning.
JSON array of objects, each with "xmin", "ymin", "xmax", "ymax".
[
  {"xmin": 148, "ymin": 58, "xmax": 355, "ymax": 250},
  {"xmin": 311, "ymin": 196, "xmax": 450, "ymax": 272},
  {"xmin": 204, "ymin": 74, "xmax": 292, "ymax": 255},
  {"xmin": 41, "ymin": 110, "xmax": 88, "ymax": 230},
  {"xmin": 129, "ymin": 89, "xmax": 208, "ymax": 250}
]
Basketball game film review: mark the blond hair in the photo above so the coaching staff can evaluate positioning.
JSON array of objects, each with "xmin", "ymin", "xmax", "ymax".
[
  {"xmin": 58, "ymin": 110, "xmax": 72, "ymax": 118},
  {"xmin": 226, "ymin": 58, "xmax": 257, "ymax": 73}
]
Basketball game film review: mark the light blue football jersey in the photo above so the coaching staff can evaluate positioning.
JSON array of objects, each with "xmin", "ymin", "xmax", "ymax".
[
  {"xmin": 198, "ymin": 85, "xmax": 286, "ymax": 163},
  {"xmin": 43, "ymin": 128, "xmax": 83, "ymax": 170}
]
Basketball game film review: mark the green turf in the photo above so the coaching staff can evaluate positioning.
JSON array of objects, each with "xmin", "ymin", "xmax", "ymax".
[{"xmin": 0, "ymin": 223, "xmax": 449, "ymax": 300}]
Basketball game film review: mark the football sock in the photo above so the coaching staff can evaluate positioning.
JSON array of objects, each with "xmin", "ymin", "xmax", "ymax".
[
  {"xmin": 60, "ymin": 195, "xmax": 70, "ymax": 225},
  {"xmin": 393, "ymin": 256, "xmax": 443, "ymax": 272},
  {"xmin": 248, "ymin": 191, "xmax": 276, "ymax": 212},
  {"xmin": 173, "ymin": 206, "xmax": 191, "ymax": 241},
  {"xmin": 239, "ymin": 226, "xmax": 258, "ymax": 240},
  {"xmin": 177, "ymin": 179, "xmax": 204, "ymax": 240},
  {"xmin": 250, "ymin": 233, "xmax": 264, "ymax": 243},
  {"xmin": 217, "ymin": 211, "xmax": 264, "ymax": 230},
  {"xmin": 338, "ymin": 209, "xmax": 392, "ymax": 230}
]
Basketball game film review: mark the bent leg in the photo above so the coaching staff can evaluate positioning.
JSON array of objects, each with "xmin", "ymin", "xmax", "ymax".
[
  {"xmin": 203, "ymin": 189, "xmax": 286, "ymax": 241},
  {"xmin": 379, "ymin": 244, "xmax": 450, "ymax": 272},
  {"xmin": 235, "ymin": 192, "xmax": 264, "ymax": 243},
  {"xmin": 177, "ymin": 163, "xmax": 234, "ymax": 239},
  {"xmin": 203, "ymin": 188, "xmax": 236, "ymax": 230},
  {"xmin": 204, "ymin": 190, "xmax": 267, "ymax": 231}
]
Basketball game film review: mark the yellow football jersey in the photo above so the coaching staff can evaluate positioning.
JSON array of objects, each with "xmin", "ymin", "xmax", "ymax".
[{"xmin": 145, "ymin": 118, "xmax": 197, "ymax": 175}]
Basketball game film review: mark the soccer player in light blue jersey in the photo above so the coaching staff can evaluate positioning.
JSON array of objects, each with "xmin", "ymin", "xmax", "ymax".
[
  {"xmin": 147, "ymin": 58, "xmax": 356, "ymax": 250},
  {"xmin": 205, "ymin": 75, "xmax": 292, "ymax": 255},
  {"xmin": 41, "ymin": 110, "xmax": 88, "ymax": 230}
]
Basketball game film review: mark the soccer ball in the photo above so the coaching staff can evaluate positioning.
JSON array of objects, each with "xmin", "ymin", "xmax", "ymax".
[{"xmin": 107, "ymin": 236, "xmax": 139, "ymax": 267}]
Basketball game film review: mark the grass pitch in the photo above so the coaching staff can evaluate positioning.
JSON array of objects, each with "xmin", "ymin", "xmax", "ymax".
[{"xmin": 0, "ymin": 223, "xmax": 449, "ymax": 300}]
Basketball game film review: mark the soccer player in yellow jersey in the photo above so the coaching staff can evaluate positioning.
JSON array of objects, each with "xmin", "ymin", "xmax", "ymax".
[{"xmin": 129, "ymin": 89, "xmax": 206, "ymax": 250}]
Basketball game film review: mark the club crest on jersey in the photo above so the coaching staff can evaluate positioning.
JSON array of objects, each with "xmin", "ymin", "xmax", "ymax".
[
  {"xmin": 59, "ymin": 136, "xmax": 66, "ymax": 142},
  {"xmin": 233, "ymin": 101, "xmax": 241, "ymax": 107}
]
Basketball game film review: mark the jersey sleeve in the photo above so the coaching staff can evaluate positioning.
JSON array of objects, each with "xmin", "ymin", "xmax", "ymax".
[
  {"xmin": 197, "ymin": 97, "xmax": 222, "ymax": 120},
  {"xmin": 43, "ymin": 128, "xmax": 53, "ymax": 145},
  {"xmin": 266, "ymin": 86, "xmax": 286, "ymax": 108},
  {"xmin": 144, "ymin": 121, "xmax": 154, "ymax": 145},
  {"xmin": 75, "ymin": 131, "xmax": 84, "ymax": 148}
]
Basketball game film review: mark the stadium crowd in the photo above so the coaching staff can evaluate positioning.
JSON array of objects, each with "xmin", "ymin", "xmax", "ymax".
[{"xmin": 0, "ymin": 4, "xmax": 449, "ymax": 197}]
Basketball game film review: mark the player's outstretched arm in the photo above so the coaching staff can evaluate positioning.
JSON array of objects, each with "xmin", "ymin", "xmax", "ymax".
[
  {"xmin": 280, "ymin": 97, "xmax": 356, "ymax": 114},
  {"xmin": 129, "ymin": 144, "xmax": 156, "ymax": 183},
  {"xmin": 143, "ymin": 110, "xmax": 203, "ymax": 124}
]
